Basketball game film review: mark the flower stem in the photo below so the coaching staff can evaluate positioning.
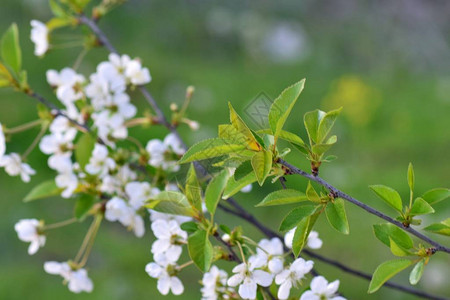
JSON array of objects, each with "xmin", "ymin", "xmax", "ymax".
[
  {"xmin": 78, "ymin": 215, "xmax": 102, "ymax": 268},
  {"xmin": 5, "ymin": 119, "xmax": 42, "ymax": 134},
  {"xmin": 74, "ymin": 215, "xmax": 101, "ymax": 263},
  {"xmin": 177, "ymin": 260, "xmax": 194, "ymax": 270},
  {"xmin": 22, "ymin": 123, "xmax": 48, "ymax": 160},
  {"xmin": 43, "ymin": 218, "xmax": 77, "ymax": 230},
  {"xmin": 237, "ymin": 242, "xmax": 246, "ymax": 265},
  {"xmin": 73, "ymin": 48, "xmax": 89, "ymax": 71}
]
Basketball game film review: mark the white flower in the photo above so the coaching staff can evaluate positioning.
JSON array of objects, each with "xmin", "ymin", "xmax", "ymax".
[
  {"xmin": 125, "ymin": 181, "xmax": 160, "ymax": 210},
  {"xmin": 56, "ymin": 171, "xmax": 79, "ymax": 198},
  {"xmin": 151, "ymin": 219, "xmax": 187, "ymax": 260},
  {"xmin": 240, "ymin": 184, "xmax": 252, "ymax": 193},
  {"xmin": 46, "ymin": 68, "xmax": 85, "ymax": 104},
  {"xmin": 149, "ymin": 210, "xmax": 192, "ymax": 225},
  {"xmin": 201, "ymin": 265, "xmax": 232, "ymax": 300},
  {"xmin": 85, "ymin": 144, "xmax": 116, "ymax": 177},
  {"xmin": 300, "ymin": 276, "xmax": 345, "ymax": 300},
  {"xmin": 284, "ymin": 229, "xmax": 322, "ymax": 250},
  {"xmin": 275, "ymin": 258, "xmax": 314, "ymax": 299},
  {"xmin": 105, "ymin": 197, "xmax": 144, "ymax": 237},
  {"xmin": 145, "ymin": 253, "xmax": 184, "ymax": 296},
  {"xmin": 44, "ymin": 261, "xmax": 93, "ymax": 293},
  {"xmin": 0, "ymin": 153, "xmax": 35, "ymax": 182},
  {"xmin": 0, "ymin": 123, "xmax": 5, "ymax": 161},
  {"xmin": 125, "ymin": 59, "xmax": 151, "ymax": 85},
  {"xmin": 14, "ymin": 219, "xmax": 45, "ymax": 255},
  {"xmin": 251, "ymin": 238, "xmax": 284, "ymax": 274},
  {"xmin": 146, "ymin": 133, "xmax": 185, "ymax": 171},
  {"xmin": 227, "ymin": 261, "xmax": 273, "ymax": 300},
  {"xmin": 30, "ymin": 20, "xmax": 48, "ymax": 56}
]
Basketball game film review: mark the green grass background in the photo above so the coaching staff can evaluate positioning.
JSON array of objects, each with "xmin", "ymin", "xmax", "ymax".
[{"xmin": 0, "ymin": 0, "xmax": 449, "ymax": 299}]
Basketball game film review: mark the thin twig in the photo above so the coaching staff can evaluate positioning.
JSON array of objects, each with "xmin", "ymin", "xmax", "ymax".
[{"xmin": 278, "ymin": 159, "xmax": 450, "ymax": 254}]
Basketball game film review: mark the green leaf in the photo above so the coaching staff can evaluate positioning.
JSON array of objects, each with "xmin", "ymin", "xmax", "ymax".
[
  {"xmin": 179, "ymin": 138, "xmax": 247, "ymax": 164},
  {"xmin": 424, "ymin": 219, "xmax": 450, "ymax": 236},
  {"xmin": 146, "ymin": 191, "xmax": 194, "ymax": 217},
  {"xmin": 407, "ymin": 163, "xmax": 414, "ymax": 192},
  {"xmin": 75, "ymin": 133, "xmax": 96, "ymax": 169},
  {"xmin": 49, "ymin": 0, "xmax": 67, "ymax": 17},
  {"xmin": 188, "ymin": 229, "xmax": 213, "ymax": 272},
  {"xmin": 410, "ymin": 197, "xmax": 434, "ymax": 216},
  {"xmin": 185, "ymin": 164, "xmax": 202, "ymax": 213},
  {"xmin": 269, "ymin": 79, "xmax": 306, "ymax": 139},
  {"xmin": 222, "ymin": 171, "xmax": 257, "ymax": 199},
  {"xmin": 292, "ymin": 217, "xmax": 309, "ymax": 257},
  {"xmin": 234, "ymin": 161, "xmax": 253, "ymax": 181},
  {"xmin": 279, "ymin": 205, "xmax": 319, "ymax": 232},
  {"xmin": 1, "ymin": 23, "xmax": 21, "ymax": 74},
  {"xmin": 409, "ymin": 259, "xmax": 425, "ymax": 285},
  {"xmin": 317, "ymin": 107, "xmax": 342, "ymax": 144},
  {"xmin": 74, "ymin": 194, "xmax": 95, "ymax": 220},
  {"xmin": 325, "ymin": 198, "xmax": 349, "ymax": 234},
  {"xmin": 0, "ymin": 62, "xmax": 13, "ymax": 87},
  {"xmin": 369, "ymin": 185, "xmax": 403, "ymax": 212},
  {"xmin": 256, "ymin": 189, "xmax": 307, "ymax": 207},
  {"xmin": 228, "ymin": 103, "xmax": 261, "ymax": 151},
  {"xmin": 368, "ymin": 259, "xmax": 413, "ymax": 293},
  {"xmin": 46, "ymin": 17, "xmax": 73, "ymax": 31},
  {"xmin": 373, "ymin": 224, "xmax": 413, "ymax": 249},
  {"xmin": 257, "ymin": 129, "xmax": 307, "ymax": 149},
  {"xmin": 218, "ymin": 124, "xmax": 247, "ymax": 144},
  {"xmin": 251, "ymin": 150, "xmax": 272, "ymax": 186},
  {"xmin": 306, "ymin": 181, "xmax": 321, "ymax": 203},
  {"xmin": 180, "ymin": 221, "xmax": 198, "ymax": 233},
  {"xmin": 304, "ymin": 110, "xmax": 321, "ymax": 144},
  {"xmin": 389, "ymin": 237, "xmax": 412, "ymax": 257},
  {"xmin": 421, "ymin": 188, "xmax": 450, "ymax": 205},
  {"xmin": 311, "ymin": 136, "xmax": 337, "ymax": 156},
  {"xmin": 24, "ymin": 180, "xmax": 62, "ymax": 202},
  {"xmin": 205, "ymin": 170, "xmax": 229, "ymax": 216}
]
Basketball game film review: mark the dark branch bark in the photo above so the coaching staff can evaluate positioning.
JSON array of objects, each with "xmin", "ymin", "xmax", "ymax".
[{"xmin": 278, "ymin": 159, "xmax": 450, "ymax": 254}]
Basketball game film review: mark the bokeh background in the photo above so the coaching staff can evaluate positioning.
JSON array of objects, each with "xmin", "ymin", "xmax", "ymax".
[{"xmin": 1, "ymin": 0, "xmax": 449, "ymax": 299}]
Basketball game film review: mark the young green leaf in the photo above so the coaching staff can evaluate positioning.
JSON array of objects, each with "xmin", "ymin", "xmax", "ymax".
[
  {"xmin": 257, "ymin": 129, "xmax": 307, "ymax": 149},
  {"xmin": 146, "ymin": 191, "xmax": 194, "ymax": 217},
  {"xmin": 222, "ymin": 171, "xmax": 257, "ymax": 199},
  {"xmin": 180, "ymin": 221, "xmax": 199, "ymax": 233},
  {"xmin": 218, "ymin": 124, "xmax": 247, "ymax": 144},
  {"xmin": 311, "ymin": 137, "xmax": 337, "ymax": 156},
  {"xmin": 205, "ymin": 170, "xmax": 229, "ymax": 216},
  {"xmin": 234, "ymin": 161, "xmax": 253, "ymax": 181},
  {"xmin": 179, "ymin": 138, "xmax": 247, "ymax": 164},
  {"xmin": 421, "ymin": 188, "xmax": 450, "ymax": 205},
  {"xmin": 369, "ymin": 185, "xmax": 403, "ymax": 212},
  {"xmin": 410, "ymin": 197, "xmax": 435, "ymax": 216},
  {"xmin": 251, "ymin": 150, "xmax": 272, "ymax": 186},
  {"xmin": 389, "ymin": 237, "xmax": 412, "ymax": 257},
  {"xmin": 317, "ymin": 107, "xmax": 342, "ymax": 144},
  {"xmin": 279, "ymin": 205, "xmax": 319, "ymax": 232},
  {"xmin": 292, "ymin": 217, "xmax": 310, "ymax": 257},
  {"xmin": 423, "ymin": 219, "xmax": 450, "ymax": 236},
  {"xmin": 185, "ymin": 164, "xmax": 202, "ymax": 213},
  {"xmin": 373, "ymin": 224, "xmax": 413, "ymax": 249},
  {"xmin": 0, "ymin": 62, "xmax": 13, "ymax": 87},
  {"xmin": 304, "ymin": 110, "xmax": 320, "ymax": 144},
  {"xmin": 256, "ymin": 189, "xmax": 307, "ymax": 207},
  {"xmin": 368, "ymin": 259, "xmax": 413, "ymax": 293},
  {"xmin": 228, "ymin": 103, "xmax": 261, "ymax": 151},
  {"xmin": 409, "ymin": 259, "xmax": 425, "ymax": 285},
  {"xmin": 306, "ymin": 181, "xmax": 321, "ymax": 203},
  {"xmin": 188, "ymin": 229, "xmax": 213, "ymax": 272},
  {"xmin": 49, "ymin": 0, "xmax": 67, "ymax": 17},
  {"xmin": 1, "ymin": 23, "xmax": 21, "ymax": 74},
  {"xmin": 407, "ymin": 163, "xmax": 414, "ymax": 192},
  {"xmin": 75, "ymin": 133, "xmax": 96, "ymax": 169},
  {"xmin": 24, "ymin": 180, "xmax": 62, "ymax": 202},
  {"xmin": 269, "ymin": 79, "xmax": 305, "ymax": 139},
  {"xmin": 74, "ymin": 194, "xmax": 95, "ymax": 221},
  {"xmin": 325, "ymin": 198, "xmax": 349, "ymax": 234}
]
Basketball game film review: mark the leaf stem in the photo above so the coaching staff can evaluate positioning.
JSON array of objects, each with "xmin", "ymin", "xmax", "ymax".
[
  {"xmin": 5, "ymin": 119, "xmax": 42, "ymax": 134},
  {"xmin": 43, "ymin": 218, "xmax": 77, "ymax": 230}
]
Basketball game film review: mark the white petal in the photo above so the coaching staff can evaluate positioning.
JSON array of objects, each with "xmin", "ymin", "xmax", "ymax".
[
  {"xmin": 310, "ymin": 276, "xmax": 328, "ymax": 294},
  {"xmin": 252, "ymin": 270, "xmax": 273, "ymax": 287},
  {"xmin": 170, "ymin": 276, "xmax": 184, "ymax": 295},
  {"xmin": 326, "ymin": 280, "xmax": 340, "ymax": 296},
  {"xmin": 157, "ymin": 276, "xmax": 171, "ymax": 295},
  {"xmin": 278, "ymin": 280, "xmax": 292, "ymax": 300},
  {"xmin": 300, "ymin": 290, "xmax": 320, "ymax": 300},
  {"xmin": 239, "ymin": 280, "xmax": 257, "ymax": 299},
  {"xmin": 227, "ymin": 274, "xmax": 244, "ymax": 287}
]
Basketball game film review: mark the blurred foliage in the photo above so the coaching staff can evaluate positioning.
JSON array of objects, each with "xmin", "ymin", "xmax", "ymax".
[{"xmin": 0, "ymin": 0, "xmax": 449, "ymax": 299}]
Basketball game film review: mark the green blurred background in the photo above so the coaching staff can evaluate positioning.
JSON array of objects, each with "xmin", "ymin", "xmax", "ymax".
[{"xmin": 1, "ymin": 0, "xmax": 449, "ymax": 299}]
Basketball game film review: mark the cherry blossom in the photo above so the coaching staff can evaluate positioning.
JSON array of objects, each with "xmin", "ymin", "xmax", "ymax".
[
  {"xmin": 300, "ymin": 276, "xmax": 346, "ymax": 300},
  {"xmin": 145, "ymin": 253, "xmax": 184, "ymax": 296},
  {"xmin": 227, "ymin": 260, "xmax": 273, "ymax": 299},
  {"xmin": 30, "ymin": 20, "xmax": 48, "ymax": 56},
  {"xmin": 44, "ymin": 261, "xmax": 93, "ymax": 293},
  {"xmin": 0, "ymin": 153, "xmax": 35, "ymax": 182},
  {"xmin": 275, "ymin": 258, "xmax": 314, "ymax": 299},
  {"xmin": 14, "ymin": 219, "xmax": 46, "ymax": 255}
]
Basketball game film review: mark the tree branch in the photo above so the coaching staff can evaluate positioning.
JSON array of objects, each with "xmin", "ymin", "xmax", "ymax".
[{"xmin": 278, "ymin": 158, "xmax": 450, "ymax": 254}]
